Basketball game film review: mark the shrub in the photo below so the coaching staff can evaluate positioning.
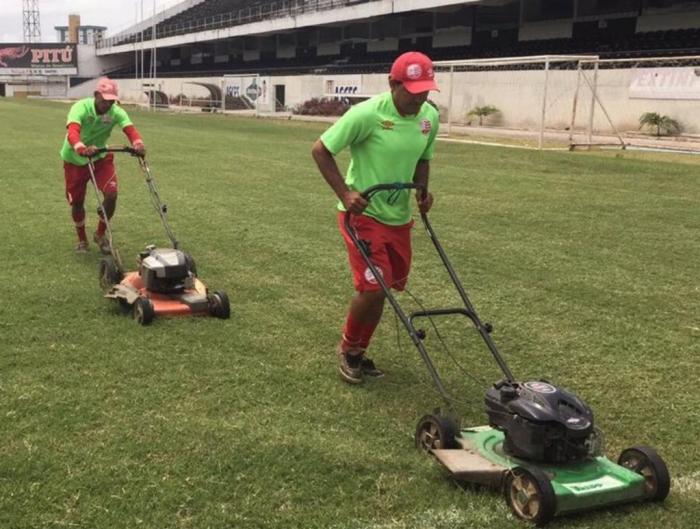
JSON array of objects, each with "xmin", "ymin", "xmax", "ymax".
[
  {"xmin": 639, "ymin": 112, "xmax": 681, "ymax": 136},
  {"xmin": 293, "ymin": 97, "xmax": 351, "ymax": 116},
  {"xmin": 468, "ymin": 105, "xmax": 500, "ymax": 126}
]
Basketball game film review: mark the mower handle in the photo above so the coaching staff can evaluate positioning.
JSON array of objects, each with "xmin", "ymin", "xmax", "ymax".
[
  {"xmin": 344, "ymin": 182, "xmax": 425, "ymax": 234},
  {"xmin": 359, "ymin": 182, "xmax": 424, "ymax": 201},
  {"xmin": 92, "ymin": 146, "xmax": 144, "ymax": 158}
]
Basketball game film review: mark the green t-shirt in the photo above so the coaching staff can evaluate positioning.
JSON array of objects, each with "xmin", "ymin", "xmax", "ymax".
[
  {"xmin": 59, "ymin": 98, "xmax": 134, "ymax": 166},
  {"xmin": 320, "ymin": 91, "xmax": 439, "ymax": 225}
]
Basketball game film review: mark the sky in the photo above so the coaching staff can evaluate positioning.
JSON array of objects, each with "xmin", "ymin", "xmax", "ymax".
[{"xmin": 0, "ymin": 0, "xmax": 183, "ymax": 43}]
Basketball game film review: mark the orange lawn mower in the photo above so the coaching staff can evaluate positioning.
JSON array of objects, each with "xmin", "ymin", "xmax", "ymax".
[{"xmin": 86, "ymin": 147, "xmax": 230, "ymax": 325}]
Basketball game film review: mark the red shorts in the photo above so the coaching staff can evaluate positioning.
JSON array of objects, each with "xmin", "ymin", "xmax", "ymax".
[
  {"xmin": 63, "ymin": 154, "xmax": 117, "ymax": 205},
  {"xmin": 338, "ymin": 211, "xmax": 413, "ymax": 292}
]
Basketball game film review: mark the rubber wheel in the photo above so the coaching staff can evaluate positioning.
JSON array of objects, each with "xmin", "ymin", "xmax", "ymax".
[
  {"xmin": 99, "ymin": 257, "xmax": 122, "ymax": 291},
  {"xmin": 504, "ymin": 466, "xmax": 556, "ymax": 526},
  {"xmin": 183, "ymin": 252, "xmax": 197, "ymax": 277},
  {"xmin": 133, "ymin": 297, "xmax": 155, "ymax": 325},
  {"xmin": 208, "ymin": 290, "xmax": 230, "ymax": 319},
  {"xmin": 618, "ymin": 445, "xmax": 670, "ymax": 502},
  {"xmin": 414, "ymin": 414, "xmax": 459, "ymax": 451}
]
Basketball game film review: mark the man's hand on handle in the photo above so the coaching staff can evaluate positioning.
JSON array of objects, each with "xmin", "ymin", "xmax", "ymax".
[
  {"xmin": 75, "ymin": 143, "xmax": 99, "ymax": 158},
  {"xmin": 132, "ymin": 140, "xmax": 146, "ymax": 157},
  {"xmin": 416, "ymin": 189, "xmax": 434, "ymax": 214},
  {"xmin": 342, "ymin": 190, "xmax": 369, "ymax": 215}
]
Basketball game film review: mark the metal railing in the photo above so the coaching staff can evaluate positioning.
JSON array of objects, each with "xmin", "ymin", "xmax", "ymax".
[{"xmin": 97, "ymin": 0, "xmax": 377, "ymax": 49}]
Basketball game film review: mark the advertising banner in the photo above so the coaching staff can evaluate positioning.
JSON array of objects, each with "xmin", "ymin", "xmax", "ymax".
[
  {"xmin": 629, "ymin": 67, "xmax": 700, "ymax": 100},
  {"xmin": 0, "ymin": 43, "xmax": 78, "ymax": 75},
  {"xmin": 324, "ymin": 75, "xmax": 363, "ymax": 96}
]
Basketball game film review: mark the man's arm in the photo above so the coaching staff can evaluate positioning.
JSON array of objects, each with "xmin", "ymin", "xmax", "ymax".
[
  {"xmin": 413, "ymin": 159, "xmax": 433, "ymax": 213},
  {"xmin": 123, "ymin": 125, "xmax": 145, "ymax": 155},
  {"xmin": 311, "ymin": 139, "xmax": 367, "ymax": 214}
]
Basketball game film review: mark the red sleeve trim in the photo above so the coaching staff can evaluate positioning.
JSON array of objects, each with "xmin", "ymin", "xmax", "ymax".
[
  {"xmin": 66, "ymin": 122, "xmax": 82, "ymax": 146},
  {"xmin": 123, "ymin": 125, "xmax": 143, "ymax": 145}
]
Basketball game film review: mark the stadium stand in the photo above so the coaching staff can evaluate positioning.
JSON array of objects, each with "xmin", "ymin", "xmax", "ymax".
[{"xmin": 104, "ymin": 0, "xmax": 700, "ymax": 78}]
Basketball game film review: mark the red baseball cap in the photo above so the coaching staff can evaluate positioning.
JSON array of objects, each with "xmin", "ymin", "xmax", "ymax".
[
  {"xmin": 95, "ymin": 77, "xmax": 119, "ymax": 100},
  {"xmin": 390, "ymin": 51, "xmax": 439, "ymax": 94}
]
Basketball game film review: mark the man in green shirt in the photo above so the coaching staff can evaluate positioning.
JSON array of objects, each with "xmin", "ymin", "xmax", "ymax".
[
  {"xmin": 312, "ymin": 51, "xmax": 440, "ymax": 384},
  {"xmin": 60, "ymin": 77, "xmax": 145, "ymax": 253}
]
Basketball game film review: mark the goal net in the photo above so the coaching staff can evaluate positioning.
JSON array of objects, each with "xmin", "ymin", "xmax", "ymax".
[{"xmin": 433, "ymin": 55, "xmax": 622, "ymax": 149}]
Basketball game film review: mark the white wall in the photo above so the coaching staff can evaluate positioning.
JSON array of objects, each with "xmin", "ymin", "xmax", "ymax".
[
  {"xmin": 66, "ymin": 67, "xmax": 700, "ymax": 134},
  {"xmin": 77, "ymin": 44, "xmax": 129, "ymax": 77},
  {"xmin": 433, "ymin": 28, "xmax": 471, "ymax": 48},
  {"xmin": 0, "ymin": 77, "xmax": 68, "ymax": 97},
  {"xmin": 367, "ymin": 38, "xmax": 400, "ymax": 52},
  {"xmin": 317, "ymin": 42, "xmax": 341, "ymax": 56},
  {"xmin": 636, "ymin": 12, "xmax": 700, "ymax": 31},
  {"xmin": 519, "ymin": 20, "xmax": 573, "ymax": 41}
]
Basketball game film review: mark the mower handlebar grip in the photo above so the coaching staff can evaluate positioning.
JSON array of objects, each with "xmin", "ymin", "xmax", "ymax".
[
  {"xmin": 96, "ymin": 147, "xmax": 144, "ymax": 158},
  {"xmin": 359, "ymin": 182, "xmax": 424, "ymax": 201},
  {"xmin": 343, "ymin": 182, "xmax": 426, "ymax": 235}
]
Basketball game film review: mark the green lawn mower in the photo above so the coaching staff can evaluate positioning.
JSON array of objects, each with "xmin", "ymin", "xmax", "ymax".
[{"xmin": 345, "ymin": 183, "xmax": 670, "ymax": 526}]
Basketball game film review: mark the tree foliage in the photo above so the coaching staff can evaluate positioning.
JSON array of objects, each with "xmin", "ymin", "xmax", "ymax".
[{"xmin": 639, "ymin": 112, "xmax": 681, "ymax": 136}]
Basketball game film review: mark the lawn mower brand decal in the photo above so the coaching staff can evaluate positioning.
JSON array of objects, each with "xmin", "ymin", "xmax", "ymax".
[
  {"xmin": 364, "ymin": 266, "xmax": 383, "ymax": 284},
  {"xmin": 563, "ymin": 476, "xmax": 625, "ymax": 495},
  {"xmin": 523, "ymin": 381, "xmax": 556, "ymax": 394}
]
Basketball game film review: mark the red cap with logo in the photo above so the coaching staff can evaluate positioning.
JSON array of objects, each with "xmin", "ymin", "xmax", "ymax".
[
  {"xmin": 389, "ymin": 51, "xmax": 439, "ymax": 94},
  {"xmin": 95, "ymin": 77, "xmax": 119, "ymax": 100}
]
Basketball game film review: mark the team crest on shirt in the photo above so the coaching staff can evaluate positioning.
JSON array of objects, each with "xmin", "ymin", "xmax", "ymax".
[
  {"xmin": 364, "ymin": 266, "xmax": 383, "ymax": 284},
  {"xmin": 380, "ymin": 120, "xmax": 395, "ymax": 130},
  {"xmin": 100, "ymin": 115, "xmax": 113, "ymax": 125},
  {"xmin": 420, "ymin": 119, "xmax": 432, "ymax": 135}
]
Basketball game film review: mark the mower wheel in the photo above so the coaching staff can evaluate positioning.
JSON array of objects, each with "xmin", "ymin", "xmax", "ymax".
[
  {"xmin": 414, "ymin": 414, "xmax": 459, "ymax": 451},
  {"xmin": 208, "ymin": 290, "xmax": 230, "ymax": 319},
  {"xmin": 134, "ymin": 297, "xmax": 155, "ymax": 325},
  {"xmin": 184, "ymin": 252, "xmax": 197, "ymax": 277},
  {"xmin": 618, "ymin": 445, "xmax": 670, "ymax": 502},
  {"xmin": 99, "ymin": 257, "xmax": 122, "ymax": 292},
  {"xmin": 504, "ymin": 466, "xmax": 556, "ymax": 526}
]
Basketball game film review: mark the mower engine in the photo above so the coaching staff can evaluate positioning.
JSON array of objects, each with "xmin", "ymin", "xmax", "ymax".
[
  {"xmin": 485, "ymin": 380, "xmax": 596, "ymax": 464},
  {"xmin": 138, "ymin": 246, "xmax": 194, "ymax": 293}
]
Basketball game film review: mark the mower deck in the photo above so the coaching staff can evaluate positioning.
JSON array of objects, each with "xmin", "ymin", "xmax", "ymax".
[
  {"xmin": 107, "ymin": 271, "xmax": 209, "ymax": 316},
  {"xmin": 432, "ymin": 426, "xmax": 647, "ymax": 516}
]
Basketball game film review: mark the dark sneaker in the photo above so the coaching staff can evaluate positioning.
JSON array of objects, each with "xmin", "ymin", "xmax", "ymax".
[
  {"xmin": 93, "ymin": 232, "xmax": 111, "ymax": 255},
  {"xmin": 75, "ymin": 240, "xmax": 89, "ymax": 253},
  {"xmin": 360, "ymin": 356, "xmax": 384, "ymax": 378},
  {"xmin": 338, "ymin": 351, "xmax": 363, "ymax": 384}
]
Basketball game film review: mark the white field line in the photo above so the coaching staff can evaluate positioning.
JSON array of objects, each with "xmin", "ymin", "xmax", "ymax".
[{"xmin": 437, "ymin": 136, "xmax": 569, "ymax": 151}]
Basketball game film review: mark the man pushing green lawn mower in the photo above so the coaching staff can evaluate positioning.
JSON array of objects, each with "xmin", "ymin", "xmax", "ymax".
[
  {"xmin": 313, "ymin": 52, "xmax": 670, "ymax": 525},
  {"xmin": 312, "ymin": 51, "xmax": 440, "ymax": 384}
]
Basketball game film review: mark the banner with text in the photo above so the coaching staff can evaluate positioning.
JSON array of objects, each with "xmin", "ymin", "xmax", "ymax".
[
  {"xmin": 629, "ymin": 67, "xmax": 700, "ymax": 100},
  {"xmin": 324, "ymin": 75, "xmax": 363, "ymax": 97},
  {"xmin": 0, "ymin": 43, "xmax": 78, "ymax": 75}
]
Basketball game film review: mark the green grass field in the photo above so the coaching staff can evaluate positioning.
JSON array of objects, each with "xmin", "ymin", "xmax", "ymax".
[{"xmin": 0, "ymin": 98, "xmax": 698, "ymax": 529}]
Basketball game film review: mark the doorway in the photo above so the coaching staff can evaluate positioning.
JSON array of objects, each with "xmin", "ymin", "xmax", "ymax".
[{"xmin": 274, "ymin": 84, "xmax": 285, "ymax": 111}]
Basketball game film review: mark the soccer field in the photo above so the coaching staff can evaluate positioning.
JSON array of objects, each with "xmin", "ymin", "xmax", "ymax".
[{"xmin": 0, "ymin": 98, "xmax": 698, "ymax": 529}]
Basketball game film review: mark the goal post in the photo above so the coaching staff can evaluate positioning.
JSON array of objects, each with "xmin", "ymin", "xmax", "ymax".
[{"xmin": 433, "ymin": 55, "xmax": 623, "ymax": 150}]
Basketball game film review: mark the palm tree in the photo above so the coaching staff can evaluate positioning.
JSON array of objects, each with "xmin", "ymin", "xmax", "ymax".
[
  {"xmin": 468, "ymin": 105, "xmax": 500, "ymax": 126},
  {"xmin": 639, "ymin": 112, "xmax": 681, "ymax": 137}
]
